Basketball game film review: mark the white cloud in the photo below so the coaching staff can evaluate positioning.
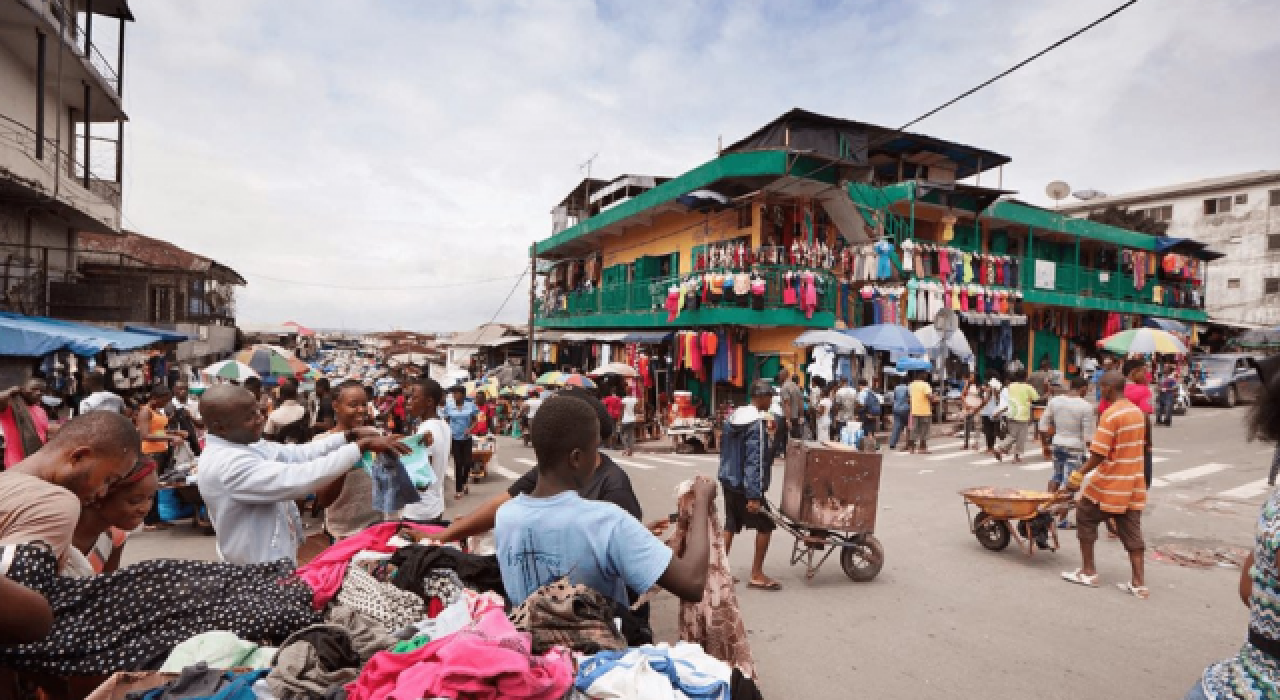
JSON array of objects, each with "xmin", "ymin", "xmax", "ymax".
[{"xmin": 119, "ymin": 0, "xmax": 1280, "ymax": 329}]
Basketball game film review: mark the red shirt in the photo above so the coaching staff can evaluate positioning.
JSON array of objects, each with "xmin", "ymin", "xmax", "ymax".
[
  {"xmin": 602, "ymin": 395, "xmax": 623, "ymax": 422},
  {"xmin": 0, "ymin": 402, "xmax": 49, "ymax": 468}
]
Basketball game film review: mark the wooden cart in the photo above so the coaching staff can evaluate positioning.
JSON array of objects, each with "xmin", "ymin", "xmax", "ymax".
[
  {"xmin": 764, "ymin": 440, "xmax": 884, "ymax": 582},
  {"xmin": 471, "ymin": 435, "xmax": 496, "ymax": 480}
]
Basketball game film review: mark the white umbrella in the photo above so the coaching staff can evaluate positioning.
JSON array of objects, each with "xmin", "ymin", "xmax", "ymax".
[
  {"xmin": 914, "ymin": 324, "xmax": 974, "ymax": 361},
  {"xmin": 202, "ymin": 359, "xmax": 259, "ymax": 381},
  {"xmin": 793, "ymin": 330, "xmax": 866, "ymax": 354},
  {"xmin": 587, "ymin": 362, "xmax": 639, "ymax": 378}
]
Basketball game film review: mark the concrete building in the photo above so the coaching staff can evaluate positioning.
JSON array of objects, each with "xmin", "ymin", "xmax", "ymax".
[
  {"xmin": 1061, "ymin": 171, "xmax": 1280, "ymax": 327},
  {"xmin": 0, "ymin": 0, "xmax": 131, "ymax": 314}
]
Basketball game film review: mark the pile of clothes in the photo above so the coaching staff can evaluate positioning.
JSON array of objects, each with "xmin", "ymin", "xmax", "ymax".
[{"xmin": 6, "ymin": 517, "xmax": 764, "ymax": 700}]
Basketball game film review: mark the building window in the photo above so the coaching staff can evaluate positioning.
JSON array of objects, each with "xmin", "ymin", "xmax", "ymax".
[
  {"xmin": 1204, "ymin": 197, "xmax": 1233, "ymax": 215},
  {"xmin": 1235, "ymin": 194, "xmax": 1248, "ymax": 205},
  {"xmin": 1271, "ymin": 234, "xmax": 1280, "ymax": 250},
  {"xmin": 1228, "ymin": 278, "xmax": 1242, "ymax": 289},
  {"xmin": 737, "ymin": 204, "xmax": 753, "ymax": 229},
  {"xmin": 1270, "ymin": 189, "xmax": 1280, "ymax": 207},
  {"xmin": 1268, "ymin": 278, "xmax": 1280, "ymax": 295},
  {"xmin": 1136, "ymin": 205, "xmax": 1173, "ymax": 222}
]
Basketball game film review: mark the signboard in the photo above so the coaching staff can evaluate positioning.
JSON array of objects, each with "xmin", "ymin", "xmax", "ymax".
[
  {"xmin": 1099, "ymin": 272, "xmax": 1110, "ymax": 283},
  {"xmin": 1034, "ymin": 260, "xmax": 1057, "ymax": 290}
]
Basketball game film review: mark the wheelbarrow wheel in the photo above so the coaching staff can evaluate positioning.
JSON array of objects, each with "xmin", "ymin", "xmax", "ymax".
[
  {"xmin": 974, "ymin": 513, "xmax": 1011, "ymax": 551},
  {"xmin": 840, "ymin": 535, "xmax": 884, "ymax": 582}
]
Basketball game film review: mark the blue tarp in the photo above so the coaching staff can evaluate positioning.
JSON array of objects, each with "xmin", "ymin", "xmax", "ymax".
[
  {"xmin": 124, "ymin": 324, "xmax": 190, "ymax": 342},
  {"xmin": 0, "ymin": 312, "xmax": 164, "ymax": 357}
]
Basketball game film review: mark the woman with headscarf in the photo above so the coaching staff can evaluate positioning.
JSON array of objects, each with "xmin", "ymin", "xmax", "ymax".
[{"xmin": 66, "ymin": 460, "xmax": 159, "ymax": 577}]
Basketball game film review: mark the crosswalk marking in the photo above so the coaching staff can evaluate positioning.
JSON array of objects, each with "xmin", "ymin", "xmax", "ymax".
[
  {"xmin": 1220, "ymin": 479, "xmax": 1272, "ymax": 500},
  {"xmin": 1019, "ymin": 463, "xmax": 1053, "ymax": 471},
  {"xmin": 1151, "ymin": 462, "xmax": 1232, "ymax": 489},
  {"xmin": 612, "ymin": 457, "xmax": 656, "ymax": 471},
  {"xmin": 1152, "ymin": 448, "xmax": 1182, "ymax": 454},
  {"xmin": 638, "ymin": 455, "xmax": 691, "ymax": 467},
  {"xmin": 488, "ymin": 464, "xmax": 520, "ymax": 480}
]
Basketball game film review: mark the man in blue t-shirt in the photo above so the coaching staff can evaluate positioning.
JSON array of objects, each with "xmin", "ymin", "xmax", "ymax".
[
  {"xmin": 494, "ymin": 395, "xmax": 714, "ymax": 607},
  {"xmin": 443, "ymin": 385, "xmax": 478, "ymax": 499}
]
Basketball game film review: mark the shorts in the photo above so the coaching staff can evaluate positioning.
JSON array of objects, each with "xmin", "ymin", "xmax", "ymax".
[
  {"xmin": 1076, "ymin": 497, "xmax": 1144, "ymax": 553},
  {"xmin": 910, "ymin": 415, "xmax": 931, "ymax": 443},
  {"xmin": 1051, "ymin": 446, "xmax": 1084, "ymax": 487},
  {"xmin": 720, "ymin": 482, "xmax": 776, "ymax": 534}
]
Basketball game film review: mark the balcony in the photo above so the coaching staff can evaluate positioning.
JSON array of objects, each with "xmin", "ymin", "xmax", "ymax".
[
  {"xmin": 0, "ymin": 114, "xmax": 121, "ymax": 231},
  {"xmin": 536, "ymin": 266, "xmax": 840, "ymax": 329}
]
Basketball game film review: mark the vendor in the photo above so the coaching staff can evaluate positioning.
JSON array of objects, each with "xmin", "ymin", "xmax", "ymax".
[
  {"xmin": 312, "ymin": 380, "xmax": 381, "ymax": 542},
  {"xmin": 197, "ymin": 385, "xmax": 409, "ymax": 565},
  {"xmin": 0, "ymin": 411, "xmax": 141, "ymax": 571}
]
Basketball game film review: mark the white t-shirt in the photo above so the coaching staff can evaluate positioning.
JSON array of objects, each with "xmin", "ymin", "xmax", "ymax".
[
  {"xmin": 401, "ymin": 418, "xmax": 451, "ymax": 522},
  {"xmin": 620, "ymin": 396, "xmax": 639, "ymax": 424}
]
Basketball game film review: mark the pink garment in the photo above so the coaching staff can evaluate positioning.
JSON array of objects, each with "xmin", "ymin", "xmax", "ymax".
[
  {"xmin": 346, "ymin": 609, "xmax": 573, "ymax": 700},
  {"xmin": 801, "ymin": 273, "xmax": 818, "ymax": 319},
  {"xmin": 1124, "ymin": 382, "xmax": 1154, "ymax": 414},
  {"xmin": 295, "ymin": 521, "xmax": 441, "ymax": 609},
  {"xmin": 665, "ymin": 289, "xmax": 679, "ymax": 322},
  {"xmin": 0, "ymin": 403, "xmax": 49, "ymax": 468}
]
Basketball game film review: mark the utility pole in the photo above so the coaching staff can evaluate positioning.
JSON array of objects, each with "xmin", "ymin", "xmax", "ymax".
[{"xmin": 526, "ymin": 241, "xmax": 536, "ymax": 382}]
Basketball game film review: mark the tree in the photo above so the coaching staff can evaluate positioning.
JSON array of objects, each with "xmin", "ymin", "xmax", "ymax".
[{"xmin": 1086, "ymin": 205, "xmax": 1168, "ymax": 236}]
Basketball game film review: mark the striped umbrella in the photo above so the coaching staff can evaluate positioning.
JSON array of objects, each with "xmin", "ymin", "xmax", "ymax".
[
  {"xmin": 536, "ymin": 371, "xmax": 567, "ymax": 386},
  {"xmin": 202, "ymin": 360, "xmax": 259, "ymax": 381},
  {"xmin": 235, "ymin": 345, "xmax": 302, "ymax": 378},
  {"xmin": 560, "ymin": 373, "xmax": 596, "ymax": 389},
  {"xmin": 1099, "ymin": 328, "xmax": 1189, "ymax": 356}
]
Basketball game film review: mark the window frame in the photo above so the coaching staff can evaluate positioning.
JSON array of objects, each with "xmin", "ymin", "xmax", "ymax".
[
  {"xmin": 1267, "ymin": 278, "xmax": 1280, "ymax": 295},
  {"xmin": 1227, "ymin": 278, "xmax": 1242, "ymax": 289},
  {"xmin": 1204, "ymin": 196, "xmax": 1233, "ymax": 216}
]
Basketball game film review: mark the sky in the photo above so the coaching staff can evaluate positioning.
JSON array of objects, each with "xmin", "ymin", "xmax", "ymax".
[{"xmin": 118, "ymin": 0, "xmax": 1280, "ymax": 331}]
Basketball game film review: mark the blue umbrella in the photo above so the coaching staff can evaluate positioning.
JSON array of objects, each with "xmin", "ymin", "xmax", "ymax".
[{"xmin": 843, "ymin": 324, "xmax": 928, "ymax": 355}]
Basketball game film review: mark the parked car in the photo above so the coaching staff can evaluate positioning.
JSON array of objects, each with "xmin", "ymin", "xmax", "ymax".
[{"xmin": 1190, "ymin": 353, "xmax": 1262, "ymax": 407}]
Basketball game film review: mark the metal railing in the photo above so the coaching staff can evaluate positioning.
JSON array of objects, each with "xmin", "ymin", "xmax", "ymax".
[
  {"xmin": 0, "ymin": 114, "xmax": 121, "ymax": 208},
  {"xmin": 44, "ymin": 0, "xmax": 121, "ymax": 94}
]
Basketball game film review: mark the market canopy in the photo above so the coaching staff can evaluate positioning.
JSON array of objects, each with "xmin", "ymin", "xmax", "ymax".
[
  {"xmin": 124, "ymin": 324, "xmax": 190, "ymax": 342},
  {"xmin": 793, "ymin": 329, "xmax": 865, "ymax": 354},
  {"xmin": 0, "ymin": 312, "xmax": 165, "ymax": 357},
  {"xmin": 843, "ymin": 324, "xmax": 927, "ymax": 356}
]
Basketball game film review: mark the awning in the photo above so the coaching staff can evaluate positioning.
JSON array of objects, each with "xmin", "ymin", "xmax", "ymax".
[
  {"xmin": 560, "ymin": 332, "xmax": 630, "ymax": 343},
  {"xmin": 124, "ymin": 325, "xmax": 191, "ymax": 342},
  {"xmin": 476, "ymin": 336, "xmax": 527, "ymax": 348},
  {"xmin": 0, "ymin": 312, "xmax": 162, "ymax": 357},
  {"xmin": 618, "ymin": 331, "xmax": 672, "ymax": 344}
]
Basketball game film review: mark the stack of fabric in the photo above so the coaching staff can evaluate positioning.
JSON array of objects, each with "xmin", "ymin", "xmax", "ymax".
[{"xmin": 3, "ymin": 509, "xmax": 767, "ymax": 700}]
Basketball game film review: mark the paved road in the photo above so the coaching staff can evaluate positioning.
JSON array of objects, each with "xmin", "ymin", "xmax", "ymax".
[{"xmin": 125, "ymin": 403, "xmax": 1271, "ymax": 699}]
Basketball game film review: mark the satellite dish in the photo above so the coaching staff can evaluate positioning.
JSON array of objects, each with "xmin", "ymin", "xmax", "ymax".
[
  {"xmin": 1072, "ymin": 189, "xmax": 1107, "ymax": 201},
  {"xmin": 1045, "ymin": 181, "xmax": 1071, "ymax": 201}
]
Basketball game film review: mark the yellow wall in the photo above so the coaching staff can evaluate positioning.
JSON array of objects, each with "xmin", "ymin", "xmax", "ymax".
[
  {"xmin": 748, "ymin": 327, "xmax": 803, "ymax": 376},
  {"xmin": 599, "ymin": 203, "xmax": 760, "ymax": 276}
]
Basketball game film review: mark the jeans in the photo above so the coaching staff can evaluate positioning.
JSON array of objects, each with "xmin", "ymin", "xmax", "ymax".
[
  {"xmin": 889, "ymin": 411, "xmax": 909, "ymax": 449},
  {"xmin": 1051, "ymin": 446, "xmax": 1084, "ymax": 488},
  {"xmin": 998, "ymin": 420, "xmax": 1030, "ymax": 458},
  {"xmin": 981, "ymin": 415, "xmax": 997, "ymax": 450},
  {"xmin": 450, "ymin": 438, "xmax": 472, "ymax": 494},
  {"xmin": 1156, "ymin": 392, "xmax": 1174, "ymax": 426},
  {"xmin": 620, "ymin": 422, "xmax": 636, "ymax": 451}
]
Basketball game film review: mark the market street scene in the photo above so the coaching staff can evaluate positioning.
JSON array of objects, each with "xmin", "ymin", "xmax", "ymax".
[{"xmin": 1, "ymin": 1, "xmax": 1279, "ymax": 699}]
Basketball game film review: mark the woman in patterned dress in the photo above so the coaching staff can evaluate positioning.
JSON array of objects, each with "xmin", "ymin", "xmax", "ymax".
[{"xmin": 1189, "ymin": 356, "xmax": 1280, "ymax": 699}]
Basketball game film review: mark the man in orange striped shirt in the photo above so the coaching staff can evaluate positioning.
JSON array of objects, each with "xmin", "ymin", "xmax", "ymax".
[{"xmin": 1061, "ymin": 371, "xmax": 1149, "ymax": 599}]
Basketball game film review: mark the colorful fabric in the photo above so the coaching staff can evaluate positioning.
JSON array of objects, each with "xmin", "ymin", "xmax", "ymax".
[{"xmin": 1084, "ymin": 399, "xmax": 1147, "ymax": 514}]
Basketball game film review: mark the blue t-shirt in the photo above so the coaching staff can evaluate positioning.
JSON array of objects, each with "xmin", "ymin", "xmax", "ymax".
[
  {"xmin": 494, "ymin": 490, "xmax": 673, "ymax": 606},
  {"xmin": 443, "ymin": 400, "xmax": 477, "ymax": 441},
  {"xmin": 874, "ymin": 240, "xmax": 893, "ymax": 279}
]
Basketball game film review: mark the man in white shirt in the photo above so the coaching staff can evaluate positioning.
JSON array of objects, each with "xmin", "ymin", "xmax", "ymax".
[
  {"xmin": 400, "ymin": 377, "xmax": 452, "ymax": 525},
  {"xmin": 197, "ymin": 385, "xmax": 408, "ymax": 565},
  {"xmin": 264, "ymin": 383, "xmax": 308, "ymax": 441},
  {"xmin": 619, "ymin": 393, "xmax": 640, "ymax": 456},
  {"xmin": 78, "ymin": 373, "xmax": 124, "ymax": 415}
]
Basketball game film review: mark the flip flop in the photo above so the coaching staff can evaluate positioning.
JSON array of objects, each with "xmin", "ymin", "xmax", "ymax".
[
  {"xmin": 1061, "ymin": 569, "xmax": 1099, "ymax": 587},
  {"xmin": 747, "ymin": 580, "xmax": 782, "ymax": 591},
  {"xmin": 1117, "ymin": 582, "xmax": 1150, "ymax": 599}
]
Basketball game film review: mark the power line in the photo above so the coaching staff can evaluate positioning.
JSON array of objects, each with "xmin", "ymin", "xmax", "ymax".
[
  {"xmin": 242, "ymin": 270, "xmax": 525, "ymax": 291},
  {"xmin": 483, "ymin": 264, "xmax": 530, "ymax": 326}
]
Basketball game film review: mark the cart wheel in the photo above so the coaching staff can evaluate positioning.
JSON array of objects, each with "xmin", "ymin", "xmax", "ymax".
[
  {"xmin": 840, "ymin": 535, "xmax": 884, "ymax": 582},
  {"xmin": 974, "ymin": 513, "xmax": 1011, "ymax": 552}
]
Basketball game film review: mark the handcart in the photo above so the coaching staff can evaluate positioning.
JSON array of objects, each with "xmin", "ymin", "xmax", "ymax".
[
  {"xmin": 471, "ymin": 435, "xmax": 496, "ymax": 480},
  {"xmin": 960, "ymin": 487, "xmax": 1072, "ymax": 557},
  {"xmin": 764, "ymin": 440, "xmax": 884, "ymax": 582}
]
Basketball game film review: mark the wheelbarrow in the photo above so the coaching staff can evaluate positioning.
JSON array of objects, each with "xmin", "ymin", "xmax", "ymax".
[
  {"xmin": 960, "ymin": 487, "xmax": 1072, "ymax": 557},
  {"xmin": 471, "ymin": 435, "xmax": 496, "ymax": 480},
  {"xmin": 764, "ymin": 440, "xmax": 885, "ymax": 582}
]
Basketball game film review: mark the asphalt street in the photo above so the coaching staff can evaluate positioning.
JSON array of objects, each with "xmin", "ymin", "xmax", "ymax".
[{"xmin": 125, "ymin": 402, "xmax": 1272, "ymax": 699}]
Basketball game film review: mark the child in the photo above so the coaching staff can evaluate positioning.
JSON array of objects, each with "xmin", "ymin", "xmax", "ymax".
[{"xmin": 494, "ymin": 396, "xmax": 714, "ymax": 607}]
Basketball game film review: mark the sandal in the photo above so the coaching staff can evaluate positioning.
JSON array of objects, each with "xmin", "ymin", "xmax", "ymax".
[
  {"xmin": 1117, "ymin": 582, "xmax": 1150, "ymax": 599},
  {"xmin": 747, "ymin": 579, "xmax": 782, "ymax": 591},
  {"xmin": 1061, "ymin": 569, "xmax": 1099, "ymax": 587}
]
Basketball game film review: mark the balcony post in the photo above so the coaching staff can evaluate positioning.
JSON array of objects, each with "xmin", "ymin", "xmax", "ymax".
[
  {"xmin": 84, "ymin": 0, "xmax": 93, "ymax": 57},
  {"xmin": 117, "ymin": 17, "xmax": 125, "ymax": 93},
  {"xmin": 35, "ymin": 30, "xmax": 46, "ymax": 159},
  {"xmin": 82, "ymin": 83, "xmax": 90, "ymax": 189}
]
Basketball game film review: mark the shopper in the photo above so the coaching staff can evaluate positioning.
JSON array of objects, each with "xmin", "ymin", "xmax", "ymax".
[
  {"xmin": 719, "ymin": 380, "xmax": 781, "ymax": 591},
  {"xmin": 1039, "ymin": 378, "xmax": 1095, "ymax": 525},
  {"xmin": 0, "ymin": 378, "xmax": 51, "ymax": 469},
  {"xmin": 1155, "ymin": 363, "xmax": 1179, "ymax": 427},
  {"xmin": 994, "ymin": 370, "xmax": 1039, "ymax": 464},
  {"xmin": 888, "ymin": 379, "xmax": 911, "ymax": 451},
  {"xmin": 444, "ymin": 385, "xmax": 478, "ymax": 500},
  {"xmin": 980, "ymin": 377, "xmax": 1005, "ymax": 455},
  {"xmin": 906, "ymin": 372, "xmax": 934, "ymax": 454},
  {"xmin": 619, "ymin": 389, "xmax": 640, "ymax": 457}
]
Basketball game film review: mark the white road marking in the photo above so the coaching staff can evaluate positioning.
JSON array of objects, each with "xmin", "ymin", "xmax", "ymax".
[
  {"xmin": 1019, "ymin": 463, "xmax": 1052, "ymax": 471},
  {"xmin": 927, "ymin": 441, "xmax": 966, "ymax": 451},
  {"xmin": 636, "ymin": 455, "xmax": 690, "ymax": 467},
  {"xmin": 925, "ymin": 451, "xmax": 974, "ymax": 461},
  {"xmin": 612, "ymin": 458, "xmax": 656, "ymax": 471},
  {"xmin": 1150, "ymin": 462, "xmax": 1232, "ymax": 488},
  {"xmin": 1152, "ymin": 456, "xmax": 1170, "ymax": 464},
  {"xmin": 488, "ymin": 464, "xmax": 520, "ymax": 480},
  {"xmin": 1220, "ymin": 479, "xmax": 1272, "ymax": 500},
  {"xmin": 1152, "ymin": 448, "xmax": 1181, "ymax": 454}
]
